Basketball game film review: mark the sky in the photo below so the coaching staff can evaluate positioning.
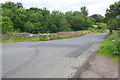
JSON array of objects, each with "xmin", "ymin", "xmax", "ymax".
[{"xmin": 0, "ymin": 0, "xmax": 119, "ymax": 16}]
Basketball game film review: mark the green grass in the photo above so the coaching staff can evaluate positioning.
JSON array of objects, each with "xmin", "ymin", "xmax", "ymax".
[
  {"xmin": 2, "ymin": 37, "xmax": 40, "ymax": 43},
  {"xmin": 1, "ymin": 31, "xmax": 89, "ymax": 43},
  {"xmin": 98, "ymin": 31, "xmax": 120, "ymax": 63}
]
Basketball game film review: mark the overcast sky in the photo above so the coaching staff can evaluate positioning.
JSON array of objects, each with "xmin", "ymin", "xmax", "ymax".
[{"xmin": 0, "ymin": 0, "xmax": 119, "ymax": 16}]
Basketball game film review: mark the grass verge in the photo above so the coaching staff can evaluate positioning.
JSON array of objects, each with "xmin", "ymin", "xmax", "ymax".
[
  {"xmin": 98, "ymin": 31, "xmax": 120, "ymax": 63},
  {"xmin": 1, "ymin": 32, "xmax": 89, "ymax": 43}
]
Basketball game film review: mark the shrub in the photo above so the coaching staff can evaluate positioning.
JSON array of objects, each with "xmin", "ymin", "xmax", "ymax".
[
  {"xmin": 2, "ymin": 16, "xmax": 14, "ymax": 34},
  {"xmin": 39, "ymin": 36, "xmax": 49, "ymax": 41},
  {"xmin": 24, "ymin": 21, "xmax": 34, "ymax": 32},
  {"xmin": 50, "ymin": 35, "xmax": 63, "ymax": 40}
]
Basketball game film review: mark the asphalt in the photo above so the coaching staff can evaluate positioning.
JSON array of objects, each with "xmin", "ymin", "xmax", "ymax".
[{"xmin": 2, "ymin": 33, "xmax": 108, "ymax": 78}]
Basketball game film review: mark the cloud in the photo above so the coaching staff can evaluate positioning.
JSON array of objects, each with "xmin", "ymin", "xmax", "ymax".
[{"xmin": 0, "ymin": 0, "xmax": 119, "ymax": 16}]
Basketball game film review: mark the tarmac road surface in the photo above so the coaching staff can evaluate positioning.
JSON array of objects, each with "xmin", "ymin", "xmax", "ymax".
[{"xmin": 2, "ymin": 33, "xmax": 108, "ymax": 78}]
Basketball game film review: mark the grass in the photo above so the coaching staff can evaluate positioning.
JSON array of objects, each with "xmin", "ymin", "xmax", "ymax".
[
  {"xmin": 98, "ymin": 31, "xmax": 120, "ymax": 63},
  {"xmin": 1, "ymin": 31, "xmax": 89, "ymax": 43},
  {"xmin": 1, "ymin": 37, "xmax": 40, "ymax": 43}
]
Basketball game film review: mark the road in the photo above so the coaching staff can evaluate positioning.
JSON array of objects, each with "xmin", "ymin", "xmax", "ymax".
[{"xmin": 2, "ymin": 33, "xmax": 108, "ymax": 78}]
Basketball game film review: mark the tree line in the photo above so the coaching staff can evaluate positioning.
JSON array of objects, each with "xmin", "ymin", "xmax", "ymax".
[
  {"xmin": 105, "ymin": 1, "xmax": 120, "ymax": 33},
  {"xmin": 1, "ymin": 1, "xmax": 119, "ymax": 34}
]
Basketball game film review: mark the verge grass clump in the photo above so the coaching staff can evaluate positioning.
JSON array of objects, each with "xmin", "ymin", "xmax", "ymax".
[
  {"xmin": 98, "ymin": 31, "xmax": 120, "ymax": 63},
  {"xmin": 49, "ymin": 35, "xmax": 64, "ymax": 40}
]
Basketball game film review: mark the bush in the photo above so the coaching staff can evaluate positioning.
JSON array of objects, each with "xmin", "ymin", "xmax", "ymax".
[
  {"xmin": 92, "ymin": 25, "xmax": 98, "ymax": 29},
  {"xmin": 97, "ymin": 23, "xmax": 107, "ymax": 29},
  {"xmin": 31, "ymin": 29, "xmax": 39, "ymax": 34},
  {"xmin": 24, "ymin": 21, "xmax": 34, "ymax": 32},
  {"xmin": 107, "ymin": 19, "xmax": 118, "ymax": 30},
  {"xmin": 50, "ymin": 35, "xmax": 63, "ymax": 40},
  {"xmin": 2, "ymin": 16, "xmax": 14, "ymax": 34},
  {"xmin": 39, "ymin": 36, "xmax": 49, "ymax": 41}
]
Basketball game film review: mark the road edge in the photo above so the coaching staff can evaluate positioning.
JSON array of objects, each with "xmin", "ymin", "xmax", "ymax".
[{"xmin": 67, "ymin": 43, "xmax": 102, "ymax": 78}]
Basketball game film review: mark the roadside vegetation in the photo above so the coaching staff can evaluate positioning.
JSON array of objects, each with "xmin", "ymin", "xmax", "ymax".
[
  {"xmin": 98, "ymin": 31, "xmax": 119, "ymax": 62},
  {"xmin": 98, "ymin": 1, "xmax": 120, "ymax": 63},
  {"xmin": 0, "ymin": 1, "xmax": 109, "ymax": 43},
  {"xmin": 1, "ymin": 31, "xmax": 89, "ymax": 43},
  {"xmin": 1, "ymin": 1, "xmax": 107, "ymax": 35}
]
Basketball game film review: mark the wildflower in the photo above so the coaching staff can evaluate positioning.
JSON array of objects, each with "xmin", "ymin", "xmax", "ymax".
[{"xmin": 112, "ymin": 40, "xmax": 115, "ymax": 42}]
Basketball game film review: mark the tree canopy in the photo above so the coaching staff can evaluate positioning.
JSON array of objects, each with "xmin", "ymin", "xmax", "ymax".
[
  {"xmin": 80, "ymin": 6, "xmax": 88, "ymax": 16},
  {"xmin": 90, "ymin": 14, "xmax": 104, "ymax": 23},
  {"xmin": 105, "ymin": 1, "xmax": 120, "ymax": 31},
  {"xmin": 1, "ymin": 1, "xmax": 107, "ymax": 34}
]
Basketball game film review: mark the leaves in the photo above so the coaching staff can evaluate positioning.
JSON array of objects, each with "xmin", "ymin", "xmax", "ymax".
[
  {"xmin": 2, "ymin": 16, "xmax": 13, "ymax": 34},
  {"xmin": 1, "ymin": 1, "xmax": 106, "ymax": 34}
]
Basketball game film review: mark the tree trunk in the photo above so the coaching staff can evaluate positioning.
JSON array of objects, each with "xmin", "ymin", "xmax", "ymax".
[{"xmin": 109, "ymin": 29, "xmax": 112, "ymax": 33}]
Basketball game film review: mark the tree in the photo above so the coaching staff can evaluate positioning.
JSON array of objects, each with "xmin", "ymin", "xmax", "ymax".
[
  {"xmin": 97, "ymin": 23, "xmax": 107, "ymax": 29},
  {"xmin": 80, "ymin": 6, "xmax": 88, "ymax": 16},
  {"xmin": 1, "ymin": 1, "xmax": 96, "ymax": 34},
  {"xmin": 105, "ymin": 1, "xmax": 120, "ymax": 32},
  {"xmin": 105, "ymin": 1, "xmax": 120, "ymax": 20},
  {"xmin": 83, "ymin": 17, "xmax": 95, "ymax": 29},
  {"xmin": 2, "ymin": 16, "xmax": 13, "ymax": 34},
  {"xmin": 27, "ymin": 7, "xmax": 41, "ymax": 12},
  {"xmin": 107, "ymin": 19, "xmax": 118, "ymax": 32},
  {"xmin": 1, "ymin": 1, "xmax": 16, "ymax": 9},
  {"xmin": 24, "ymin": 21, "xmax": 34, "ymax": 32},
  {"xmin": 59, "ymin": 19, "xmax": 71, "ymax": 31},
  {"xmin": 49, "ymin": 24, "xmax": 58, "ymax": 33},
  {"xmin": 16, "ymin": 2, "xmax": 23, "ymax": 9},
  {"xmin": 90, "ymin": 14, "xmax": 104, "ymax": 23},
  {"xmin": 2, "ymin": 1, "xmax": 23, "ymax": 9}
]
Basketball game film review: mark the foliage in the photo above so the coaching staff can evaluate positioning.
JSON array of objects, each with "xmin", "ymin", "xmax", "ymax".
[
  {"xmin": 107, "ymin": 19, "xmax": 118, "ymax": 30},
  {"xmin": 80, "ymin": 6, "xmax": 88, "ymax": 16},
  {"xmin": 1, "ymin": 1, "xmax": 101, "ymax": 34},
  {"xmin": 105, "ymin": 1, "xmax": 120, "ymax": 31},
  {"xmin": 39, "ymin": 36, "xmax": 49, "ymax": 41},
  {"xmin": 105, "ymin": 1, "xmax": 120, "ymax": 20},
  {"xmin": 90, "ymin": 14, "xmax": 104, "ymax": 23},
  {"xmin": 98, "ymin": 31, "xmax": 120, "ymax": 62},
  {"xmin": 89, "ymin": 23, "xmax": 107, "ymax": 33},
  {"xmin": 92, "ymin": 25, "xmax": 98, "ymax": 29},
  {"xmin": 1, "ymin": 16, "xmax": 14, "ymax": 34},
  {"xmin": 65, "ymin": 11, "xmax": 94, "ymax": 31},
  {"xmin": 50, "ymin": 35, "xmax": 64, "ymax": 40},
  {"xmin": 97, "ymin": 23, "xmax": 107, "ymax": 29},
  {"xmin": 24, "ymin": 21, "xmax": 34, "ymax": 32},
  {"xmin": 88, "ymin": 28, "xmax": 108, "ymax": 33}
]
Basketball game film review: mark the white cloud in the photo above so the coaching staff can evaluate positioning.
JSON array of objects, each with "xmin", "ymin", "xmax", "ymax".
[
  {"xmin": 0, "ymin": 0, "xmax": 119, "ymax": 16},
  {"xmin": 87, "ymin": 0, "xmax": 118, "ymax": 16}
]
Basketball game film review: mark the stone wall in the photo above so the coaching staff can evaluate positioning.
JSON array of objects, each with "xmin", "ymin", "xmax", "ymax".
[{"xmin": 1, "ymin": 30, "xmax": 88, "ymax": 38}]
